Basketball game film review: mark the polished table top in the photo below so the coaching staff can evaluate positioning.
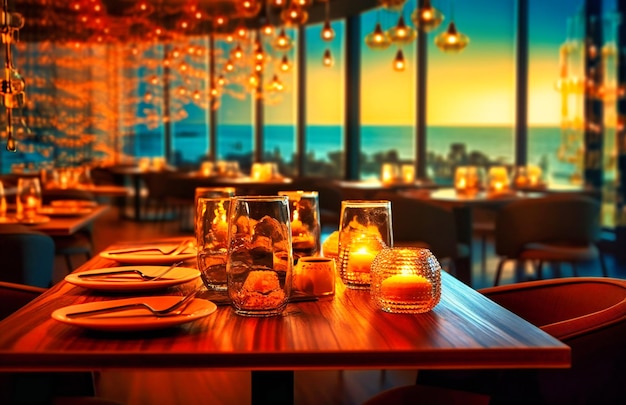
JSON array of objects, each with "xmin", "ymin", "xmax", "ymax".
[
  {"xmin": 0, "ymin": 245, "xmax": 570, "ymax": 372},
  {"xmin": 30, "ymin": 205, "xmax": 110, "ymax": 236}
]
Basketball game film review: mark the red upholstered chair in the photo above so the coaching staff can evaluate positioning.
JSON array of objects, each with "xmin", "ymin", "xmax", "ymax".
[
  {"xmin": 492, "ymin": 194, "xmax": 607, "ymax": 286},
  {"xmin": 391, "ymin": 277, "xmax": 626, "ymax": 405}
]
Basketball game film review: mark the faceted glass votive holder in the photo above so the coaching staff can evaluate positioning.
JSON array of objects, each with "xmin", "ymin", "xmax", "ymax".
[{"xmin": 371, "ymin": 247, "xmax": 441, "ymax": 314}]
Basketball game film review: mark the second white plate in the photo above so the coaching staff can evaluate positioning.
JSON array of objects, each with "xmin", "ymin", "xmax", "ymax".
[
  {"xmin": 51, "ymin": 296, "xmax": 216, "ymax": 332},
  {"xmin": 99, "ymin": 247, "xmax": 197, "ymax": 265},
  {"xmin": 66, "ymin": 265, "xmax": 200, "ymax": 292}
]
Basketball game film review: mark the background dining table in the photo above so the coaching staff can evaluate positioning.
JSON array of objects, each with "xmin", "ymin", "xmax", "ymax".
[{"xmin": 0, "ymin": 246, "xmax": 570, "ymax": 404}]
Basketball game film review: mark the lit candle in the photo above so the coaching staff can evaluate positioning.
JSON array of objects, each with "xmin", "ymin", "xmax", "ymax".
[
  {"xmin": 380, "ymin": 273, "xmax": 433, "ymax": 302},
  {"xmin": 290, "ymin": 209, "xmax": 307, "ymax": 235},
  {"xmin": 26, "ymin": 196, "xmax": 38, "ymax": 209},
  {"xmin": 348, "ymin": 246, "xmax": 377, "ymax": 273},
  {"xmin": 455, "ymin": 176, "xmax": 467, "ymax": 191}
]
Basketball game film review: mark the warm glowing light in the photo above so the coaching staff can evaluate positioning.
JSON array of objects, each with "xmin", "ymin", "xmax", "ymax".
[
  {"xmin": 274, "ymin": 29, "xmax": 293, "ymax": 51},
  {"xmin": 323, "ymin": 49, "xmax": 333, "ymax": 67},
  {"xmin": 280, "ymin": 54, "xmax": 291, "ymax": 72},
  {"xmin": 411, "ymin": 0, "xmax": 444, "ymax": 32},
  {"xmin": 389, "ymin": 15, "xmax": 417, "ymax": 45},
  {"xmin": 365, "ymin": 23, "xmax": 391, "ymax": 50},
  {"xmin": 434, "ymin": 22, "xmax": 469, "ymax": 53},
  {"xmin": 225, "ymin": 59, "xmax": 235, "ymax": 72},
  {"xmin": 321, "ymin": 20, "xmax": 335, "ymax": 41},
  {"xmin": 262, "ymin": 24, "xmax": 274, "ymax": 36},
  {"xmin": 233, "ymin": 44, "xmax": 243, "ymax": 59},
  {"xmin": 393, "ymin": 49, "xmax": 406, "ymax": 71},
  {"xmin": 271, "ymin": 74, "xmax": 284, "ymax": 91}
]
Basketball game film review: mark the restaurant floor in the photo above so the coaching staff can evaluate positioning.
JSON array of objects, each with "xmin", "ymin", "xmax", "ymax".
[{"xmin": 50, "ymin": 205, "xmax": 626, "ymax": 405}]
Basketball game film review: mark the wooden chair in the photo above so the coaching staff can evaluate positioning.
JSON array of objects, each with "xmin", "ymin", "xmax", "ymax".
[
  {"xmin": 0, "ymin": 281, "xmax": 46, "ymax": 320},
  {"xmin": 492, "ymin": 194, "xmax": 607, "ymax": 286},
  {"xmin": 0, "ymin": 224, "xmax": 55, "ymax": 288},
  {"xmin": 366, "ymin": 277, "xmax": 626, "ymax": 405}
]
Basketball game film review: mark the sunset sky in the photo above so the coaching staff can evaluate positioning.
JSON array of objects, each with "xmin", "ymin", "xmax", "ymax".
[{"xmin": 218, "ymin": 0, "xmax": 594, "ymax": 127}]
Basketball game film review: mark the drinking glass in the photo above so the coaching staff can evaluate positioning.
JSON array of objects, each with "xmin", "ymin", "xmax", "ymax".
[
  {"xmin": 338, "ymin": 200, "xmax": 393, "ymax": 289},
  {"xmin": 16, "ymin": 177, "xmax": 42, "ymax": 220},
  {"xmin": 226, "ymin": 195, "xmax": 292, "ymax": 316},
  {"xmin": 196, "ymin": 197, "xmax": 232, "ymax": 292},
  {"xmin": 278, "ymin": 190, "xmax": 321, "ymax": 262},
  {"xmin": 194, "ymin": 187, "xmax": 236, "ymax": 239}
]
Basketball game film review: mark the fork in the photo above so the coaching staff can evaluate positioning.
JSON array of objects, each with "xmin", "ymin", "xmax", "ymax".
[
  {"xmin": 77, "ymin": 261, "xmax": 183, "ymax": 281},
  {"xmin": 66, "ymin": 285, "xmax": 204, "ymax": 318},
  {"xmin": 106, "ymin": 239, "xmax": 192, "ymax": 256}
]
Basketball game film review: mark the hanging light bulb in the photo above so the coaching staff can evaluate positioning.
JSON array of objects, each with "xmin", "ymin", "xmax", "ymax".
[
  {"xmin": 225, "ymin": 59, "xmax": 235, "ymax": 72},
  {"xmin": 217, "ymin": 74, "xmax": 227, "ymax": 86},
  {"xmin": 270, "ymin": 74, "xmax": 285, "ymax": 91},
  {"xmin": 411, "ymin": 0, "xmax": 444, "ymax": 32},
  {"xmin": 233, "ymin": 43, "xmax": 244, "ymax": 59},
  {"xmin": 270, "ymin": 0, "xmax": 286, "ymax": 8},
  {"xmin": 274, "ymin": 29, "xmax": 293, "ymax": 52},
  {"xmin": 323, "ymin": 48, "xmax": 333, "ymax": 67},
  {"xmin": 280, "ymin": 54, "xmax": 291, "ymax": 72},
  {"xmin": 389, "ymin": 15, "xmax": 417, "ymax": 45},
  {"xmin": 365, "ymin": 22, "xmax": 391, "ymax": 50},
  {"xmin": 377, "ymin": 0, "xmax": 408, "ymax": 12},
  {"xmin": 294, "ymin": 0, "xmax": 314, "ymax": 6},
  {"xmin": 321, "ymin": 20, "xmax": 335, "ymax": 41},
  {"xmin": 281, "ymin": 2, "xmax": 308, "ymax": 26},
  {"xmin": 235, "ymin": 23, "xmax": 248, "ymax": 39},
  {"xmin": 434, "ymin": 21, "xmax": 469, "ymax": 53},
  {"xmin": 393, "ymin": 48, "xmax": 406, "ymax": 71},
  {"xmin": 237, "ymin": 0, "xmax": 262, "ymax": 17},
  {"xmin": 262, "ymin": 22, "xmax": 274, "ymax": 36},
  {"xmin": 210, "ymin": 86, "xmax": 219, "ymax": 97}
]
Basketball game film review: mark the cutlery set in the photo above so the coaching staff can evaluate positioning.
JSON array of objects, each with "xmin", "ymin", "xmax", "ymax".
[
  {"xmin": 105, "ymin": 239, "xmax": 192, "ymax": 256},
  {"xmin": 78, "ymin": 261, "xmax": 183, "ymax": 281}
]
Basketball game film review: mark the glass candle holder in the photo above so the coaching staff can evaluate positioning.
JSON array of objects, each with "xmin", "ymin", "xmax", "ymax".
[
  {"xmin": 338, "ymin": 200, "xmax": 393, "ymax": 289},
  {"xmin": 293, "ymin": 256, "xmax": 335, "ymax": 298},
  {"xmin": 194, "ymin": 187, "xmax": 236, "ymax": 238},
  {"xmin": 16, "ymin": 177, "xmax": 42, "ymax": 220},
  {"xmin": 196, "ymin": 197, "xmax": 232, "ymax": 292},
  {"xmin": 454, "ymin": 166, "xmax": 485, "ymax": 195},
  {"xmin": 401, "ymin": 164, "xmax": 416, "ymax": 184},
  {"xmin": 371, "ymin": 247, "xmax": 441, "ymax": 314},
  {"xmin": 487, "ymin": 166, "xmax": 510, "ymax": 195},
  {"xmin": 227, "ymin": 195, "xmax": 292, "ymax": 317},
  {"xmin": 279, "ymin": 190, "xmax": 321, "ymax": 262},
  {"xmin": 381, "ymin": 163, "xmax": 399, "ymax": 184}
]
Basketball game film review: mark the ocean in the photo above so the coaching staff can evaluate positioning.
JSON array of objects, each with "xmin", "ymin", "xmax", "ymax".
[{"xmin": 1, "ymin": 125, "xmax": 576, "ymax": 184}]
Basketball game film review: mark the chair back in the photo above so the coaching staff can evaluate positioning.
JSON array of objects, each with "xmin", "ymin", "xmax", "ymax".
[
  {"xmin": 494, "ymin": 194, "xmax": 601, "ymax": 258},
  {"xmin": 373, "ymin": 191, "xmax": 460, "ymax": 261},
  {"xmin": 0, "ymin": 224, "xmax": 55, "ymax": 288},
  {"xmin": 480, "ymin": 277, "xmax": 626, "ymax": 404}
]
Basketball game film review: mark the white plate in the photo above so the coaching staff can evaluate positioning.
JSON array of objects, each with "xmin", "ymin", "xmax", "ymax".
[
  {"xmin": 65, "ymin": 265, "xmax": 201, "ymax": 292},
  {"xmin": 100, "ymin": 246, "xmax": 197, "ymax": 265},
  {"xmin": 51, "ymin": 199, "xmax": 98, "ymax": 208},
  {"xmin": 38, "ymin": 206, "xmax": 93, "ymax": 217},
  {"xmin": 51, "ymin": 296, "xmax": 216, "ymax": 332}
]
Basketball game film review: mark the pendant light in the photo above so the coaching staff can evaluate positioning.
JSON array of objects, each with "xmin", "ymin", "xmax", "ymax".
[
  {"xmin": 388, "ymin": 14, "xmax": 417, "ymax": 45},
  {"xmin": 323, "ymin": 49, "xmax": 333, "ymax": 67},
  {"xmin": 411, "ymin": 0, "xmax": 444, "ymax": 33},
  {"xmin": 434, "ymin": 21, "xmax": 469, "ymax": 53},
  {"xmin": 392, "ymin": 49, "xmax": 406, "ymax": 71},
  {"xmin": 365, "ymin": 22, "xmax": 391, "ymax": 50}
]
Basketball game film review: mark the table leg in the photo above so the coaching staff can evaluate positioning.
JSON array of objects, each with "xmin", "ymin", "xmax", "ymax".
[
  {"xmin": 132, "ymin": 175, "xmax": 142, "ymax": 221},
  {"xmin": 452, "ymin": 206, "xmax": 473, "ymax": 286},
  {"xmin": 251, "ymin": 370, "xmax": 294, "ymax": 405}
]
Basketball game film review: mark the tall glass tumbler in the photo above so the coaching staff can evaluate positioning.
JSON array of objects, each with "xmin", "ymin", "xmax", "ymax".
[
  {"xmin": 194, "ymin": 187, "xmax": 236, "ymax": 242},
  {"xmin": 278, "ymin": 190, "xmax": 321, "ymax": 262},
  {"xmin": 338, "ymin": 200, "xmax": 393, "ymax": 289},
  {"xmin": 16, "ymin": 177, "xmax": 42, "ymax": 220},
  {"xmin": 227, "ymin": 195, "xmax": 293, "ymax": 316},
  {"xmin": 196, "ymin": 197, "xmax": 232, "ymax": 291}
]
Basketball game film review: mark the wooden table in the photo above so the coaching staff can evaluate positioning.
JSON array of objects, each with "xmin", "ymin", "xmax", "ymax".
[
  {"xmin": 29, "ymin": 205, "xmax": 109, "ymax": 236},
  {"xmin": 0, "ymin": 246, "xmax": 570, "ymax": 403},
  {"xmin": 402, "ymin": 188, "xmax": 545, "ymax": 286}
]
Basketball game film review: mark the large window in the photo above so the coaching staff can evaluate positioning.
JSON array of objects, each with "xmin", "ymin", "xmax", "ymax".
[
  {"xmin": 427, "ymin": 0, "xmax": 516, "ymax": 185},
  {"xmin": 360, "ymin": 5, "xmax": 417, "ymax": 181},
  {"xmin": 305, "ymin": 19, "xmax": 345, "ymax": 178},
  {"xmin": 528, "ymin": 0, "xmax": 586, "ymax": 186}
]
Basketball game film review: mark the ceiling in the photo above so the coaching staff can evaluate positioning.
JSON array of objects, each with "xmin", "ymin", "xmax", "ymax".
[{"xmin": 11, "ymin": 0, "xmax": 380, "ymax": 43}]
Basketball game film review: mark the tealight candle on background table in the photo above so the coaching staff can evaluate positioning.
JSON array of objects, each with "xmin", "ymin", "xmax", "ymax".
[{"xmin": 371, "ymin": 247, "xmax": 441, "ymax": 314}]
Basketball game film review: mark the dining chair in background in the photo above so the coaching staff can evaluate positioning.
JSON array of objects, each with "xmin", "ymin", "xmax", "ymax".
[
  {"xmin": 492, "ymin": 194, "xmax": 608, "ymax": 286},
  {"xmin": 0, "ymin": 280, "xmax": 46, "ymax": 320},
  {"xmin": 365, "ymin": 276, "xmax": 626, "ymax": 405},
  {"xmin": 0, "ymin": 224, "xmax": 55, "ymax": 288},
  {"xmin": 43, "ymin": 188, "xmax": 98, "ymax": 273},
  {"xmin": 373, "ymin": 191, "xmax": 470, "ymax": 275}
]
